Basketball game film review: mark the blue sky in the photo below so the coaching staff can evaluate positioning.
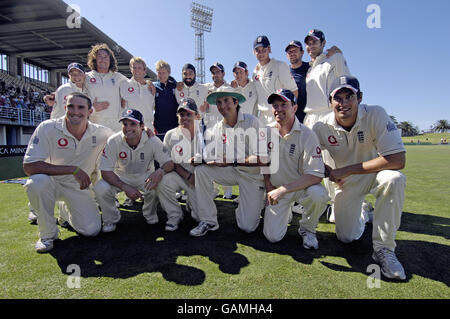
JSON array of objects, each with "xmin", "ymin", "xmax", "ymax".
[{"xmin": 65, "ymin": 0, "xmax": 450, "ymax": 131}]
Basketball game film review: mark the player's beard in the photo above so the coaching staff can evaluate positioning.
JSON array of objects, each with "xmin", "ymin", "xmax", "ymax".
[{"xmin": 184, "ymin": 78, "xmax": 195, "ymax": 87}]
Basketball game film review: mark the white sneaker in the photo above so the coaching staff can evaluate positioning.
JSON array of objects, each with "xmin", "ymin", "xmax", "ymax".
[
  {"xmin": 35, "ymin": 235, "xmax": 58, "ymax": 253},
  {"xmin": 292, "ymin": 203, "xmax": 305, "ymax": 214},
  {"xmin": 165, "ymin": 223, "xmax": 179, "ymax": 231},
  {"xmin": 175, "ymin": 192, "xmax": 182, "ymax": 199},
  {"xmin": 145, "ymin": 215, "xmax": 159, "ymax": 224},
  {"xmin": 362, "ymin": 201, "xmax": 374, "ymax": 223},
  {"xmin": 28, "ymin": 211, "xmax": 38, "ymax": 224},
  {"xmin": 299, "ymin": 227, "xmax": 319, "ymax": 250},
  {"xmin": 114, "ymin": 198, "xmax": 120, "ymax": 208},
  {"xmin": 223, "ymin": 191, "xmax": 233, "ymax": 199},
  {"xmin": 102, "ymin": 223, "xmax": 116, "ymax": 233},
  {"xmin": 189, "ymin": 221, "xmax": 219, "ymax": 237},
  {"xmin": 372, "ymin": 248, "xmax": 406, "ymax": 280}
]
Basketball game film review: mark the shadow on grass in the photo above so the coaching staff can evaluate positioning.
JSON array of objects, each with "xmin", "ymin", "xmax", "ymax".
[{"xmin": 49, "ymin": 201, "xmax": 450, "ymax": 287}]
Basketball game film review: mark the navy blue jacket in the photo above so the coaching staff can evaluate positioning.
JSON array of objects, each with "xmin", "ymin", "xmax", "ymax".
[
  {"xmin": 153, "ymin": 76, "xmax": 179, "ymax": 135},
  {"xmin": 290, "ymin": 62, "xmax": 310, "ymax": 123}
]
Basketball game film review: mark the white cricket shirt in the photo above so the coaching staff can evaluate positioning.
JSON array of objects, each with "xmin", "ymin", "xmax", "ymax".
[{"xmin": 50, "ymin": 81, "xmax": 85, "ymax": 119}]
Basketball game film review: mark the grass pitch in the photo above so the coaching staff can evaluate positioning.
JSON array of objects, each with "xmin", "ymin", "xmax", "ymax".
[{"xmin": 0, "ymin": 145, "xmax": 449, "ymax": 299}]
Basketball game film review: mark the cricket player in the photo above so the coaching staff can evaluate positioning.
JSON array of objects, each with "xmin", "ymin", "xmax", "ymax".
[
  {"xmin": 204, "ymin": 62, "xmax": 231, "ymax": 128},
  {"xmin": 160, "ymin": 98, "xmax": 206, "ymax": 230},
  {"xmin": 252, "ymin": 35, "xmax": 298, "ymax": 125},
  {"xmin": 175, "ymin": 63, "xmax": 208, "ymax": 115},
  {"xmin": 23, "ymin": 92, "xmax": 114, "ymax": 253},
  {"xmin": 93, "ymin": 109, "xmax": 175, "ymax": 232},
  {"xmin": 120, "ymin": 57, "xmax": 155, "ymax": 131},
  {"xmin": 312, "ymin": 75, "xmax": 407, "ymax": 280},
  {"xmin": 85, "ymin": 43, "xmax": 128, "ymax": 132},
  {"xmin": 231, "ymin": 61, "xmax": 258, "ymax": 116},
  {"xmin": 303, "ymin": 29, "xmax": 351, "ymax": 128},
  {"xmin": 264, "ymin": 89, "xmax": 329, "ymax": 248},
  {"xmin": 189, "ymin": 90, "xmax": 269, "ymax": 237},
  {"xmin": 45, "ymin": 63, "xmax": 87, "ymax": 119}
]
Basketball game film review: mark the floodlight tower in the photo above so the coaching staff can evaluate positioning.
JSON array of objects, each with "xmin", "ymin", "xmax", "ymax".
[{"xmin": 190, "ymin": 2, "xmax": 213, "ymax": 84}]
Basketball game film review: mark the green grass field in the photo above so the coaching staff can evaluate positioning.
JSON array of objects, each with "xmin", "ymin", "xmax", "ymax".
[{"xmin": 0, "ymin": 145, "xmax": 449, "ymax": 299}]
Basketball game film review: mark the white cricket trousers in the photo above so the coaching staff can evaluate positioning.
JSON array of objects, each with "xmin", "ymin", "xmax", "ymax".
[
  {"xmin": 264, "ymin": 184, "xmax": 329, "ymax": 243},
  {"xmin": 195, "ymin": 165, "xmax": 266, "ymax": 232},
  {"xmin": 24, "ymin": 174, "xmax": 101, "ymax": 240},
  {"xmin": 157, "ymin": 172, "xmax": 201, "ymax": 224},
  {"xmin": 334, "ymin": 170, "xmax": 406, "ymax": 251},
  {"xmin": 93, "ymin": 175, "xmax": 158, "ymax": 225}
]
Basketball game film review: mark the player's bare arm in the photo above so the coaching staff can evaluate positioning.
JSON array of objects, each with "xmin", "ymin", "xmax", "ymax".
[
  {"xmin": 23, "ymin": 161, "xmax": 91, "ymax": 190},
  {"xmin": 145, "ymin": 160, "xmax": 175, "ymax": 190},
  {"xmin": 329, "ymin": 152, "xmax": 406, "ymax": 187},
  {"xmin": 174, "ymin": 163, "xmax": 195, "ymax": 186},
  {"xmin": 267, "ymin": 174, "xmax": 322, "ymax": 204}
]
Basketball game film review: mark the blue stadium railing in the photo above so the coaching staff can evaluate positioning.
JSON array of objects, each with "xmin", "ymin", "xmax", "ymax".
[{"xmin": 0, "ymin": 106, "xmax": 50, "ymax": 126}]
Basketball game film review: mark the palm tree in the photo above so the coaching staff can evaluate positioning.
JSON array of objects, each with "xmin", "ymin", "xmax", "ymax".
[
  {"xmin": 389, "ymin": 115, "xmax": 398, "ymax": 126},
  {"xmin": 432, "ymin": 120, "xmax": 450, "ymax": 133},
  {"xmin": 398, "ymin": 121, "xmax": 419, "ymax": 137}
]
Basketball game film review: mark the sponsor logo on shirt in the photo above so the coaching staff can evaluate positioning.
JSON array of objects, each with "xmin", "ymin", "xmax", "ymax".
[
  {"xmin": 180, "ymin": 92, "xmax": 185, "ymax": 98},
  {"xmin": 128, "ymin": 87, "xmax": 134, "ymax": 93},
  {"xmin": 102, "ymin": 148, "xmax": 107, "ymax": 158},
  {"xmin": 313, "ymin": 146, "xmax": 323, "ymax": 159},
  {"xmin": 90, "ymin": 78, "xmax": 96, "ymax": 83},
  {"xmin": 119, "ymin": 151, "xmax": 127, "ymax": 159},
  {"xmin": 175, "ymin": 145, "xmax": 183, "ymax": 155},
  {"xmin": 267, "ymin": 141, "xmax": 274, "ymax": 152},
  {"xmin": 328, "ymin": 135, "xmax": 338, "ymax": 146},
  {"xmin": 57, "ymin": 138, "xmax": 69, "ymax": 148}
]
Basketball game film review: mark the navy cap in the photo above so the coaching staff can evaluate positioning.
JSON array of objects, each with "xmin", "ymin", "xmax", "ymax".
[
  {"xmin": 177, "ymin": 98, "xmax": 198, "ymax": 114},
  {"xmin": 182, "ymin": 63, "xmax": 196, "ymax": 73},
  {"xmin": 304, "ymin": 29, "xmax": 325, "ymax": 43},
  {"xmin": 67, "ymin": 62, "xmax": 85, "ymax": 73},
  {"xmin": 253, "ymin": 35, "xmax": 270, "ymax": 49},
  {"xmin": 268, "ymin": 89, "xmax": 297, "ymax": 104},
  {"xmin": 328, "ymin": 76, "xmax": 360, "ymax": 98},
  {"xmin": 119, "ymin": 109, "xmax": 144, "ymax": 124},
  {"xmin": 209, "ymin": 62, "xmax": 224, "ymax": 72},
  {"xmin": 285, "ymin": 40, "xmax": 303, "ymax": 52},
  {"xmin": 232, "ymin": 61, "xmax": 248, "ymax": 72}
]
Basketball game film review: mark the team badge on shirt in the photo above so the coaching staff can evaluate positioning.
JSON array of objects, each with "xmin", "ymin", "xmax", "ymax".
[
  {"xmin": 32, "ymin": 137, "xmax": 39, "ymax": 145},
  {"xmin": 111, "ymin": 79, "xmax": 115, "ymax": 85},
  {"xmin": 140, "ymin": 153, "xmax": 145, "ymax": 161},
  {"xmin": 289, "ymin": 144, "xmax": 296, "ymax": 156},
  {"xmin": 357, "ymin": 131, "xmax": 365, "ymax": 143},
  {"xmin": 386, "ymin": 122, "xmax": 397, "ymax": 132}
]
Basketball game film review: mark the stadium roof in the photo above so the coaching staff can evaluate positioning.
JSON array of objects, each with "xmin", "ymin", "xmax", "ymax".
[{"xmin": 0, "ymin": 0, "xmax": 156, "ymax": 80}]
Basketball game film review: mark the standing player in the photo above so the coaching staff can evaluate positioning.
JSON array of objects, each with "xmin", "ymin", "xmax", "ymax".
[
  {"xmin": 303, "ymin": 29, "xmax": 350, "ymax": 128},
  {"xmin": 120, "ymin": 57, "xmax": 155, "ymax": 131},
  {"xmin": 312, "ymin": 75, "xmax": 407, "ymax": 280},
  {"xmin": 231, "ymin": 61, "xmax": 258, "ymax": 116},
  {"xmin": 85, "ymin": 43, "xmax": 128, "ymax": 132},
  {"xmin": 175, "ymin": 63, "xmax": 208, "ymax": 113},
  {"xmin": 45, "ymin": 62, "xmax": 87, "ymax": 119},
  {"xmin": 93, "ymin": 109, "xmax": 174, "ymax": 232},
  {"xmin": 189, "ymin": 90, "xmax": 269, "ymax": 237},
  {"xmin": 252, "ymin": 35, "xmax": 298, "ymax": 125},
  {"xmin": 264, "ymin": 89, "xmax": 329, "ymax": 247},
  {"xmin": 23, "ymin": 93, "xmax": 114, "ymax": 253}
]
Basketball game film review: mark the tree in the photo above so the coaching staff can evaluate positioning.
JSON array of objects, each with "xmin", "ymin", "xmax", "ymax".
[
  {"xmin": 389, "ymin": 115, "xmax": 398, "ymax": 126},
  {"xmin": 432, "ymin": 119, "xmax": 450, "ymax": 133},
  {"xmin": 398, "ymin": 121, "xmax": 419, "ymax": 137}
]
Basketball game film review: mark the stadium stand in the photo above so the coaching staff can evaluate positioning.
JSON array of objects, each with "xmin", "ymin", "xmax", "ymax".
[{"xmin": 0, "ymin": 0, "xmax": 157, "ymax": 179}]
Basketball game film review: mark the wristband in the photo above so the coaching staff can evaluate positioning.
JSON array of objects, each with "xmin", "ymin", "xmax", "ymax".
[
  {"xmin": 72, "ymin": 167, "xmax": 80, "ymax": 175},
  {"xmin": 233, "ymin": 159, "xmax": 238, "ymax": 167}
]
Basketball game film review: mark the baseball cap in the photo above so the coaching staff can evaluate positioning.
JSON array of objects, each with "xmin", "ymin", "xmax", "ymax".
[
  {"xmin": 304, "ymin": 29, "xmax": 325, "ymax": 43},
  {"xmin": 253, "ymin": 35, "xmax": 270, "ymax": 49},
  {"xmin": 206, "ymin": 88, "xmax": 246, "ymax": 105},
  {"xmin": 232, "ymin": 61, "xmax": 248, "ymax": 72},
  {"xmin": 119, "ymin": 109, "xmax": 144, "ymax": 124},
  {"xmin": 209, "ymin": 62, "xmax": 224, "ymax": 72},
  {"xmin": 328, "ymin": 75, "xmax": 360, "ymax": 98},
  {"xmin": 285, "ymin": 40, "xmax": 303, "ymax": 52},
  {"xmin": 177, "ymin": 98, "xmax": 198, "ymax": 114},
  {"xmin": 267, "ymin": 89, "xmax": 297, "ymax": 104},
  {"xmin": 67, "ymin": 62, "xmax": 85, "ymax": 73},
  {"xmin": 182, "ymin": 63, "xmax": 196, "ymax": 73}
]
